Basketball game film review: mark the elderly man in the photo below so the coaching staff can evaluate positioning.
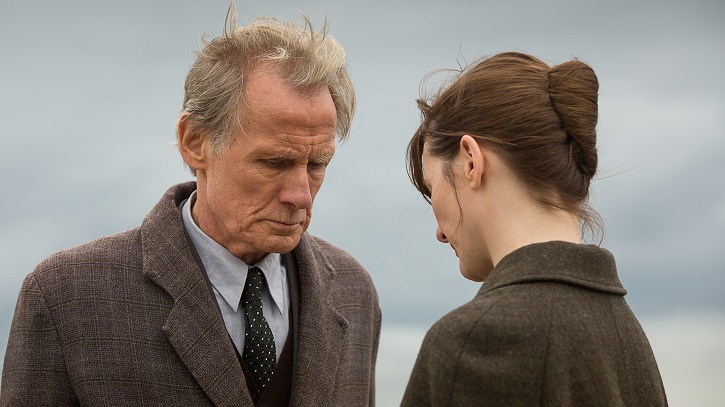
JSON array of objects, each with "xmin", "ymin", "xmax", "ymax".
[{"xmin": 1, "ymin": 8, "xmax": 380, "ymax": 407}]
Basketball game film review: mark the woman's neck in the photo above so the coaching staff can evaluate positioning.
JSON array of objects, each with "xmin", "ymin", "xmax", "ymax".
[{"xmin": 482, "ymin": 197, "xmax": 582, "ymax": 269}]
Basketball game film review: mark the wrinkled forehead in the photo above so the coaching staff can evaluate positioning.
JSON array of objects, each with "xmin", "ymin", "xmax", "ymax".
[
  {"xmin": 242, "ymin": 81, "xmax": 334, "ymax": 129},
  {"xmin": 236, "ymin": 68, "xmax": 336, "ymax": 138},
  {"xmin": 244, "ymin": 86, "xmax": 332, "ymax": 115},
  {"xmin": 260, "ymin": 132, "xmax": 336, "ymax": 152}
]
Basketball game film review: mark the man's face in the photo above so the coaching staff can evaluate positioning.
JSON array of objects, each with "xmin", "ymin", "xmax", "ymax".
[{"xmin": 192, "ymin": 68, "xmax": 337, "ymax": 264}]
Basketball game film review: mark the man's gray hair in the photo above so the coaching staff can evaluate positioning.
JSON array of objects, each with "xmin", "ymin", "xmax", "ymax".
[{"xmin": 179, "ymin": 4, "xmax": 355, "ymax": 160}]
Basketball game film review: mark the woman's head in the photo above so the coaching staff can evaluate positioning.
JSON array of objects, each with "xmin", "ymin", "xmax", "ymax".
[{"xmin": 407, "ymin": 52, "xmax": 602, "ymax": 239}]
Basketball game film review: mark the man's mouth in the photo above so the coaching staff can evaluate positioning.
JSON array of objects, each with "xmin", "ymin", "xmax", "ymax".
[{"xmin": 269, "ymin": 219, "xmax": 303, "ymax": 229}]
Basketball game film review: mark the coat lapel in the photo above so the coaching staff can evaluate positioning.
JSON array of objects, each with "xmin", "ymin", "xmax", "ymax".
[
  {"xmin": 140, "ymin": 183, "xmax": 253, "ymax": 407},
  {"xmin": 289, "ymin": 234, "xmax": 349, "ymax": 406}
]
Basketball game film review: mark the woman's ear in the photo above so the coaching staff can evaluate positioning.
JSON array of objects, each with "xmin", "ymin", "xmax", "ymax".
[
  {"xmin": 459, "ymin": 135, "xmax": 485, "ymax": 188},
  {"xmin": 177, "ymin": 113, "xmax": 208, "ymax": 172}
]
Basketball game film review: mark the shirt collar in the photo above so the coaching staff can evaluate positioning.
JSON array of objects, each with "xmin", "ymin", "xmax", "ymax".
[{"xmin": 181, "ymin": 191, "xmax": 286, "ymax": 315}]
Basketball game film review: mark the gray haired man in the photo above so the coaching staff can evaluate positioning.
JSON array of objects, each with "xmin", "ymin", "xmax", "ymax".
[{"xmin": 1, "ymin": 7, "xmax": 380, "ymax": 407}]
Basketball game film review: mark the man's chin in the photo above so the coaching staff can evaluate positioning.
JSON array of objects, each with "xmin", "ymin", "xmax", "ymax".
[{"xmin": 264, "ymin": 234, "xmax": 303, "ymax": 254}]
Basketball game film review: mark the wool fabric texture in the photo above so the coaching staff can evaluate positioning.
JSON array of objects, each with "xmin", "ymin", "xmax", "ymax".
[{"xmin": 401, "ymin": 241, "xmax": 668, "ymax": 407}]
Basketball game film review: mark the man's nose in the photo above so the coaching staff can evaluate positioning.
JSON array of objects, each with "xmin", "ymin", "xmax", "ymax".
[
  {"xmin": 436, "ymin": 226, "xmax": 449, "ymax": 243},
  {"xmin": 279, "ymin": 167, "xmax": 313, "ymax": 209}
]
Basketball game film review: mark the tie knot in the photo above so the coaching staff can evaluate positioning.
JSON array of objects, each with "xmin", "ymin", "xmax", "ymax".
[{"xmin": 242, "ymin": 267, "xmax": 265, "ymax": 304}]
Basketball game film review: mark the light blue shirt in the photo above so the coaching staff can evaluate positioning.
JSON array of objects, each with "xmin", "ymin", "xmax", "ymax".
[{"xmin": 181, "ymin": 192, "xmax": 289, "ymax": 362}]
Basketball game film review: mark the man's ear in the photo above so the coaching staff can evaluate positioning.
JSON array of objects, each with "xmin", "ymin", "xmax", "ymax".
[
  {"xmin": 459, "ymin": 135, "xmax": 485, "ymax": 189},
  {"xmin": 177, "ymin": 113, "xmax": 207, "ymax": 172}
]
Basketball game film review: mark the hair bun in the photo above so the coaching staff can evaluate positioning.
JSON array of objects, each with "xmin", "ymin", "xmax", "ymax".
[{"xmin": 547, "ymin": 61, "xmax": 599, "ymax": 179}]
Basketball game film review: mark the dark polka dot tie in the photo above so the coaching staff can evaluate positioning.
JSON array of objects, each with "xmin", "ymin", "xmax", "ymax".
[{"xmin": 241, "ymin": 267, "xmax": 276, "ymax": 392}]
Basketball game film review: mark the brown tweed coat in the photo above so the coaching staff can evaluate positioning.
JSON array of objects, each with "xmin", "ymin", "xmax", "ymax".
[
  {"xmin": 401, "ymin": 241, "xmax": 667, "ymax": 407},
  {"xmin": 1, "ymin": 182, "xmax": 381, "ymax": 406}
]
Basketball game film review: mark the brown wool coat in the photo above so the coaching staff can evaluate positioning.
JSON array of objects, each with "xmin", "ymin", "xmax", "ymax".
[
  {"xmin": 401, "ymin": 241, "xmax": 667, "ymax": 407},
  {"xmin": 1, "ymin": 182, "xmax": 381, "ymax": 407}
]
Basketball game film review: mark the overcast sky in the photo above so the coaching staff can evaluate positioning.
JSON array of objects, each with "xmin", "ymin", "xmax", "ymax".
[{"xmin": 1, "ymin": 0, "xmax": 723, "ymax": 405}]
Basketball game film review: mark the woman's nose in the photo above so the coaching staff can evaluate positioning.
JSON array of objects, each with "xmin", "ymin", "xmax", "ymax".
[{"xmin": 436, "ymin": 226, "xmax": 449, "ymax": 243}]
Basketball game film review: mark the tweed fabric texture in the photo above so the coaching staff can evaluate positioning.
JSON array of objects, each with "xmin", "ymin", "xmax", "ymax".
[
  {"xmin": 1, "ymin": 182, "xmax": 381, "ymax": 407},
  {"xmin": 401, "ymin": 241, "xmax": 668, "ymax": 407},
  {"xmin": 242, "ymin": 267, "xmax": 276, "ymax": 392}
]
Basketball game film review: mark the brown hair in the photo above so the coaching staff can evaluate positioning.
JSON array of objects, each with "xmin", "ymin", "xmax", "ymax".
[
  {"xmin": 406, "ymin": 52, "xmax": 602, "ymax": 239},
  {"xmin": 179, "ymin": 5, "xmax": 355, "ymax": 173}
]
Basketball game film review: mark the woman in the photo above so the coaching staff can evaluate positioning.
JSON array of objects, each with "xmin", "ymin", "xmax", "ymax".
[{"xmin": 401, "ymin": 52, "xmax": 667, "ymax": 406}]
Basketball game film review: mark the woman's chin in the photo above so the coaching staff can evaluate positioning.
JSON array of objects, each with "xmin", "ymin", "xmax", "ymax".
[{"xmin": 459, "ymin": 260, "xmax": 491, "ymax": 282}]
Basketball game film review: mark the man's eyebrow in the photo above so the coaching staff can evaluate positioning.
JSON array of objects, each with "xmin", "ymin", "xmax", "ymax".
[
  {"xmin": 264, "ymin": 150, "xmax": 334, "ymax": 164},
  {"xmin": 256, "ymin": 148, "xmax": 298, "ymax": 160},
  {"xmin": 275, "ymin": 152, "xmax": 298, "ymax": 161},
  {"xmin": 310, "ymin": 152, "xmax": 335, "ymax": 165}
]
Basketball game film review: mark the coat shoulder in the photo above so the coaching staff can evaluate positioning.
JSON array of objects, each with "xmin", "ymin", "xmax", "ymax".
[
  {"xmin": 307, "ymin": 235, "xmax": 365, "ymax": 271},
  {"xmin": 403, "ymin": 286, "xmax": 557, "ymax": 406},
  {"xmin": 305, "ymin": 234, "xmax": 378, "ymax": 300},
  {"xmin": 29, "ymin": 227, "xmax": 144, "ymax": 293},
  {"xmin": 429, "ymin": 284, "xmax": 553, "ymax": 343},
  {"xmin": 36, "ymin": 227, "xmax": 142, "ymax": 269}
]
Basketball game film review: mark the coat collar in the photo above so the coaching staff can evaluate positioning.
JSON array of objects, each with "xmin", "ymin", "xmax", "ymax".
[
  {"xmin": 481, "ymin": 240, "xmax": 627, "ymax": 297},
  {"xmin": 140, "ymin": 182, "xmax": 254, "ymax": 407},
  {"xmin": 288, "ymin": 233, "xmax": 349, "ymax": 406}
]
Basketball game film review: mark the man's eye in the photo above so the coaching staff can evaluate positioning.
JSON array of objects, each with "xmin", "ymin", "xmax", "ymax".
[
  {"xmin": 308, "ymin": 162, "xmax": 327, "ymax": 170},
  {"xmin": 262, "ymin": 160, "xmax": 285, "ymax": 168}
]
